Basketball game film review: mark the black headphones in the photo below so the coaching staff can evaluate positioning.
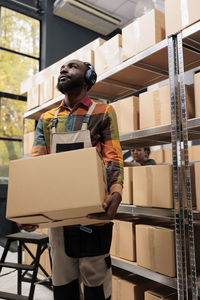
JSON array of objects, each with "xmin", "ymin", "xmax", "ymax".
[{"xmin": 84, "ymin": 62, "xmax": 97, "ymax": 90}]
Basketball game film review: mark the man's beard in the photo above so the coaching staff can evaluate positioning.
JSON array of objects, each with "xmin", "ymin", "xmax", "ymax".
[{"xmin": 57, "ymin": 77, "xmax": 85, "ymax": 94}]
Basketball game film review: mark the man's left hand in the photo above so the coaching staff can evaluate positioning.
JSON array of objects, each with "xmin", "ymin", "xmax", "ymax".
[{"xmin": 88, "ymin": 192, "xmax": 122, "ymax": 220}]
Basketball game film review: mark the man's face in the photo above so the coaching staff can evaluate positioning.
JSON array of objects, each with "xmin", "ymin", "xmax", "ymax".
[
  {"xmin": 131, "ymin": 148, "xmax": 146, "ymax": 163},
  {"xmin": 57, "ymin": 60, "xmax": 87, "ymax": 93}
]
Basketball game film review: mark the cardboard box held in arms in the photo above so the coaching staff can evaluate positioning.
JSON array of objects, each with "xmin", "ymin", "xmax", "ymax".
[{"xmin": 6, "ymin": 147, "xmax": 108, "ymax": 228}]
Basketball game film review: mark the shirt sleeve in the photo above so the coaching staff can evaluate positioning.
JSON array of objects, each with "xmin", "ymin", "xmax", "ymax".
[
  {"xmin": 31, "ymin": 118, "xmax": 49, "ymax": 157},
  {"xmin": 100, "ymin": 105, "xmax": 124, "ymax": 195}
]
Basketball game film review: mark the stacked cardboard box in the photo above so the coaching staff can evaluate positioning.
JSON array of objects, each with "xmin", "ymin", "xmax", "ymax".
[
  {"xmin": 165, "ymin": 0, "xmax": 200, "ymax": 37},
  {"xmin": 121, "ymin": 167, "xmax": 133, "ymax": 205},
  {"xmin": 94, "ymin": 34, "xmax": 122, "ymax": 76},
  {"xmin": 150, "ymin": 149, "xmax": 164, "ymax": 164},
  {"xmin": 139, "ymin": 84, "xmax": 194, "ymax": 129},
  {"xmin": 145, "ymin": 286, "xmax": 177, "ymax": 300},
  {"xmin": 111, "ymin": 220, "xmax": 136, "ymax": 261},
  {"xmin": 23, "ymin": 131, "xmax": 35, "ymax": 156},
  {"xmin": 110, "ymin": 96, "xmax": 139, "ymax": 135},
  {"xmin": 122, "ymin": 9, "xmax": 165, "ymax": 62}
]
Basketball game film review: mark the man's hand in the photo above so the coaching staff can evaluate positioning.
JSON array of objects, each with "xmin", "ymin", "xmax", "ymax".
[
  {"xmin": 88, "ymin": 192, "xmax": 122, "ymax": 220},
  {"xmin": 18, "ymin": 224, "xmax": 38, "ymax": 232}
]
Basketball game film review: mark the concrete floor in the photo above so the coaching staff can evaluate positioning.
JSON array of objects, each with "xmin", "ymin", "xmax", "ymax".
[{"xmin": 0, "ymin": 245, "xmax": 54, "ymax": 299}]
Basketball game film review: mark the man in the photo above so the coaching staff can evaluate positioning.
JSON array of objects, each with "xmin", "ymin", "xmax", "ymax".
[
  {"xmin": 20, "ymin": 60, "xmax": 124, "ymax": 300},
  {"xmin": 131, "ymin": 147, "xmax": 156, "ymax": 166}
]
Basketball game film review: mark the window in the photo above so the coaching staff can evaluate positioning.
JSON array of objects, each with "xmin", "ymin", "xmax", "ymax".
[{"xmin": 0, "ymin": 7, "xmax": 40, "ymax": 179}]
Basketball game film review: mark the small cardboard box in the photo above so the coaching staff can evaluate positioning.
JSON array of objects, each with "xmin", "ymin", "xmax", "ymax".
[
  {"xmin": 121, "ymin": 167, "xmax": 133, "ymax": 205},
  {"xmin": 110, "ymin": 96, "xmax": 139, "ymax": 135},
  {"xmin": 139, "ymin": 84, "xmax": 194, "ymax": 129},
  {"xmin": 122, "ymin": 9, "xmax": 165, "ymax": 61},
  {"xmin": 132, "ymin": 165, "xmax": 173, "ymax": 208},
  {"xmin": 23, "ymin": 131, "xmax": 35, "ymax": 156},
  {"xmin": 165, "ymin": 0, "xmax": 200, "ymax": 37},
  {"xmin": 145, "ymin": 287, "xmax": 177, "ymax": 300},
  {"xmin": 6, "ymin": 147, "xmax": 107, "ymax": 227},
  {"xmin": 94, "ymin": 34, "xmax": 122, "ymax": 76},
  {"xmin": 194, "ymin": 71, "xmax": 200, "ymax": 118},
  {"xmin": 110, "ymin": 220, "xmax": 136, "ymax": 261}
]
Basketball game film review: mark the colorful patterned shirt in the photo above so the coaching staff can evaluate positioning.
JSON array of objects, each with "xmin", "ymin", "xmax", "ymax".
[{"xmin": 31, "ymin": 94, "xmax": 124, "ymax": 195}]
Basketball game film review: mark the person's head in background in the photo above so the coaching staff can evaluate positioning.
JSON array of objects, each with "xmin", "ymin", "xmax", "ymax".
[{"xmin": 131, "ymin": 147, "xmax": 150, "ymax": 164}]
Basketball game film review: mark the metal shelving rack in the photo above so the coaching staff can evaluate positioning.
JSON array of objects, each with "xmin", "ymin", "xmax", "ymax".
[{"xmin": 23, "ymin": 20, "xmax": 200, "ymax": 300}]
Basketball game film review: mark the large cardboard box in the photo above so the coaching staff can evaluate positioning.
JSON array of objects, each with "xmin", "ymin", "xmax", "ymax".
[
  {"xmin": 145, "ymin": 287, "xmax": 177, "ymax": 300},
  {"xmin": 194, "ymin": 71, "xmax": 200, "ymax": 118},
  {"xmin": 110, "ymin": 96, "xmax": 139, "ymax": 135},
  {"xmin": 139, "ymin": 85, "xmax": 194, "ymax": 130},
  {"xmin": 136, "ymin": 223, "xmax": 200, "ymax": 277},
  {"xmin": 6, "ymin": 147, "xmax": 107, "ymax": 227},
  {"xmin": 121, "ymin": 167, "xmax": 133, "ymax": 204},
  {"xmin": 110, "ymin": 220, "xmax": 136, "ymax": 261},
  {"xmin": 136, "ymin": 224, "xmax": 176, "ymax": 277},
  {"xmin": 112, "ymin": 273, "xmax": 156, "ymax": 300},
  {"xmin": 132, "ymin": 165, "xmax": 173, "ymax": 208},
  {"xmin": 122, "ymin": 9, "xmax": 165, "ymax": 62},
  {"xmin": 94, "ymin": 34, "xmax": 122, "ymax": 76},
  {"xmin": 190, "ymin": 145, "xmax": 200, "ymax": 161},
  {"xmin": 165, "ymin": 0, "xmax": 200, "ymax": 37},
  {"xmin": 23, "ymin": 131, "xmax": 35, "ymax": 156}
]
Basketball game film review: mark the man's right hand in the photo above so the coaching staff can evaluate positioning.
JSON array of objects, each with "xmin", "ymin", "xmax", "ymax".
[{"xmin": 18, "ymin": 224, "xmax": 38, "ymax": 232}]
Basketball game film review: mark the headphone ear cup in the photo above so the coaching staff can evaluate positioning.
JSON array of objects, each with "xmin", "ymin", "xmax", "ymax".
[{"xmin": 84, "ymin": 62, "xmax": 97, "ymax": 87}]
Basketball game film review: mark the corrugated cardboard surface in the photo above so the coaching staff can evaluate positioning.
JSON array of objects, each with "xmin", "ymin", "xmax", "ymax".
[
  {"xmin": 110, "ymin": 220, "xmax": 136, "ymax": 261},
  {"xmin": 23, "ymin": 131, "xmax": 35, "ymax": 156},
  {"xmin": 133, "ymin": 165, "xmax": 173, "ymax": 208},
  {"xmin": 122, "ymin": 9, "xmax": 165, "ymax": 61},
  {"xmin": 165, "ymin": 0, "xmax": 200, "ymax": 37},
  {"xmin": 145, "ymin": 286, "xmax": 177, "ymax": 300},
  {"xmin": 139, "ymin": 84, "xmax": 194, "ymax": 129},
  {"xmin": 111, "ymin": 96, "xmax": 139, "ymax": 135},
  {"xmin": 27, "ymin": 85, "xmax": 40, "ymax": 111},
  {"xmin": 40, "ymin": 77, "xmax": 54, "ymax": 105},
  {"xmin": 136, "ymin": 224, "xmax": 176, "ymax": 277},
  {"xmin": 7, "ymin": 147, "xmax": 107, "ymax": 227},
  {"xmin": 94, "ymin": 34, "xmax": 122, "ymax": 76},
  {"xmin": 121, "ymin": 167, "xmax": 133, "ymax": 204},
  {"xmin": 194, "ymin": 71, "xmax": 200, "ymax": 118},
  {"xmin": 150, "ymin": 149, "xmax": 164, "ymax": 164}
]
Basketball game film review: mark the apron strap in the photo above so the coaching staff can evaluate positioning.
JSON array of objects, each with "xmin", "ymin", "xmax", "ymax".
[
  {"xmin": 81, "ymin": 102, "xmax": 97, "ymax": 131},
  {"xmin": 52, "ymin": 101, "xmax": 97, "ymax": 133}
]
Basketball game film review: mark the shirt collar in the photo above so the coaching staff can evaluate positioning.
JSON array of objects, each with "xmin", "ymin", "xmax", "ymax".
[{"xmin": 57, "ymin": 94, "xmax": 92, "ymax": 111}]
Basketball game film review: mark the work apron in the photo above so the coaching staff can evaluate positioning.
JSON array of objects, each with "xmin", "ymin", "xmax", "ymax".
[{"xmin": 48, "ymin": 102, "xmax": 112, "ymax": 299}]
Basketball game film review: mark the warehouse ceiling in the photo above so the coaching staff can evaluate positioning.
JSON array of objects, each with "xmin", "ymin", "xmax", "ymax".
[{"xmin": 81, "ymin": 0, "xmax": 165, "ymax": 27}]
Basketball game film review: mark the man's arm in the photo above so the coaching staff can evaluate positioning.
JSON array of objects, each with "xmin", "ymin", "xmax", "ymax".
[{"xmin": 90, "ymin": 105, "xmax": 124, "ymax": 220}]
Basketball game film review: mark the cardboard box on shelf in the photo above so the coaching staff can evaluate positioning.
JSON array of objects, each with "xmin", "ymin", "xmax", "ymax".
[
  {"xmin": 150, "ymin": 149, "xmax": 164, "ymax": 164},
  {"xmin": 132, "ymin": 164, "xmax": 173, "ymax": 208},
  {"xmin": 112, "ymin": 273, "xmax": 158, "ymax": 300},
  {"xmin": 195, "ymin": 162, "xmax": 200, "ymax": 211},
  {"xmin": 136, "ymin": 223, "xmax": 200, "ymax": 277},
  {"xmin": 40, "ymin": 77, "xmax": 54, "ymax": 105},
  {"xmin": 23, "ymin": 131, "xmax": 35, "ymax": 156},
  {"xmin": 94, "ymin": 34, "xmax": 122, "ymax": 76},
  {"xmin": 145, "ymin": 286, "xmax": 177, "ymax": 300},
  {"xmin": 110, "ymin": 220, "xmax": 136, "ymax": 261},
  {"xmin": 194, "ymin": 71, "xmax": 200, "ymax": 118},
  {"xmin": 139, "ymin": 84, "xmax": 194, "ymax": 130},
  {"xmin": 27, "ymin": 85, "xmax": 40, "ymax": 111},
  {"xmin": 136, "ymin": 224, "xmax": 176, "ymax": 277},
  {"xmin": 190, "ymin": 145, "xmax": 200, "ymax": 162},
  {"xmin": 122, "ymin": 9, "xmax": 165, "ymax": 62},
  {"xmin": 165, "ymin": 0, "xmax": 200, "ymax": 37},
  {"xmin": 6, "ymin": 147, "xmax": 107, "ymax": 228},
  {"xmin": 163, "ymin": 148, "xmax": 172, "ymax": 164},
  {"xmin": 110, "ymin": 96, "xmax": 139, "ymax": 135},
  {"xmin": 121, "ymin": 167, "xmax": 133, "ymax": 205},
  {"xmin": 20, "ymin": 37, "xmax": 105, "ymax": 96}
]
